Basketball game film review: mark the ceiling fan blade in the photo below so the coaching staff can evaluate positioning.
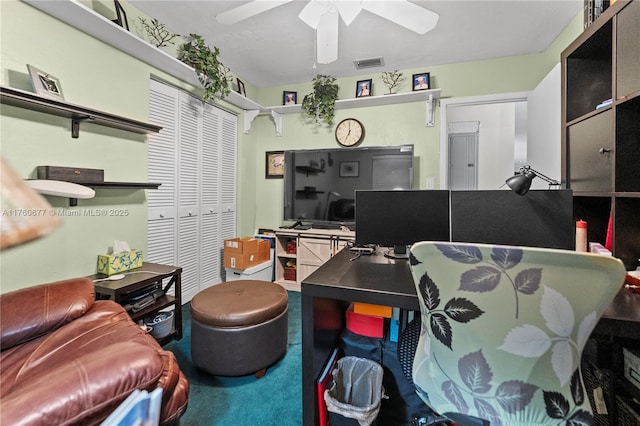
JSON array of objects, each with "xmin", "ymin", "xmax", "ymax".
[
  {"xmin": 216, "ymin": 0, "xmax": 294, "ymax": 25},
  {"xmin": 298, "ymin": 1, "xmax": 327, "ymax": 29},
  {"xmin": 362, "ymin": 0, "xmax": 439, "ymax": 34},
  {"xmin": 316, "ymin": 10, "xmax": 339, "ymax": 64},
  {"xmin": 335, "ymin": 1, "xmax": 363, "ymax": 26}
]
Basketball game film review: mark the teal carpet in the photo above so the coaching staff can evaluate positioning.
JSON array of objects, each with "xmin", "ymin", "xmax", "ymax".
[{"xmin": 165, "ymin": 291, "xmax": 302, "ymax": 426}]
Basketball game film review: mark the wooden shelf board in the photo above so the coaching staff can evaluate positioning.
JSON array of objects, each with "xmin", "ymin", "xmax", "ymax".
[{"xmin": 0, "ymin": 86, "xmax": 161, "ymax": 134}]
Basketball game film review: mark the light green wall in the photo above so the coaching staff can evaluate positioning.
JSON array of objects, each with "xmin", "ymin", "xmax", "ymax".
[
  {"xmin": 0, "ymin": 0, "xmax": 582, "ymax": 292},
  {"xmin": 242, "ymin": 11, "xmax": 584, "ymax": 236}
]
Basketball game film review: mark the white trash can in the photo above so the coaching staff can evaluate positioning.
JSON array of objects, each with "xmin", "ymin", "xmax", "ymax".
[{"xmin": 225, "ymin": 250, "xmax": 274, "ymax": 282}]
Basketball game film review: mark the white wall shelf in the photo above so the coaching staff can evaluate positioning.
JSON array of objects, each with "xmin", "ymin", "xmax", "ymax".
[{"xmin": 25, "ymin": 0, "xmax": 442, "ymax": 135}]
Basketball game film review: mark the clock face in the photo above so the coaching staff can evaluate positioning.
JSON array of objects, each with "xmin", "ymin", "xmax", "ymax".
[{"xmin": 335, "ymin": 118, "xmax": 365, "ymax": 147}]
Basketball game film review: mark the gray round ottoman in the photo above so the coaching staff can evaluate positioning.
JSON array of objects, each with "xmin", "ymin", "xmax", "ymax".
[{"xmin": 190, "ymin": 280, "xmax": 288, "ymax": 377}]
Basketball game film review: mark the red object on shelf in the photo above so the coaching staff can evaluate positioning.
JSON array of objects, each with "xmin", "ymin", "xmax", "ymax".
[
  {"xmin": 345, "ymin": 303, "xmax": 384, "ymax": 338},
  {"xmin": 605, "ymin": 209, "xmax": 613, "ymax": 251},
  {"xmin": 284, "ymin": 267, "xmax": 296, "ymax": 281},
  {"xmin": 286, "ymin": 241, "xmax": 297, "ymax": 254}
]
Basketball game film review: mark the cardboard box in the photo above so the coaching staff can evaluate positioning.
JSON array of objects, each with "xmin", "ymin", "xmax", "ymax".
[
  {"xmin": 97, "ymin": 250, "xmax": 143, "ymax": 275},
  {"xmin": 223, "ymin": 236, "xmax": 268, "ymax": 270},
  {"xmin": 224, "ymin": 251, "xmax": 259, "ymax": 270},
  {"xmin": 623, "ymin": 347, "xmax": 640, "ymax": 390},
  {"xmin": 224, "ymin": 237, "xmax": 259, "ymax": 254},
  {"xmin": 346, "ymin": 303, "xmax": 385, "ymax": 338},
  {"xmin": 353, "ymin": 302, "xmax": 393, "ymax": 318},
  {"xmin": 257, "ymin": 238, "xmax": 270, "ymax": 262}
]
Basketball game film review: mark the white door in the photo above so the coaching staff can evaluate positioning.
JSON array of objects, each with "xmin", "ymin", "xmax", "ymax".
[
  {"xmin": 448, "ymin": 121, "xmax": 479, "ymax": 190},
  {"xmin": 147, "ymin": 81, "xmax": 178, "ymax": 270},
  {"xmin": 147, "ymin": 79, "xmax": 237, "ymax": 303}
]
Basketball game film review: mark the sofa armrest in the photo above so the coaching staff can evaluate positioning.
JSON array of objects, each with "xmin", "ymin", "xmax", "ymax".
[{"xmin": 0, "ymin": 278, "xmax": 95, "ymax": 350}]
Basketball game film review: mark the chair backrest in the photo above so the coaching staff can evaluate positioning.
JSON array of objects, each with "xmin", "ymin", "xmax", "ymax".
[{"xmin": 409, "ymin": 241, "xmax": 626, "ymax": 425}]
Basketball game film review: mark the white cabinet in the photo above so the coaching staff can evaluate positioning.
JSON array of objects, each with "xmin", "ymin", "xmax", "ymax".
[
  {"xmin": 274, "ymin": 229, "xmax": 355, "ymax": 291},
  {"xmin": 147, "ymin": 79, "xmax": 237, "ymax": 303}
]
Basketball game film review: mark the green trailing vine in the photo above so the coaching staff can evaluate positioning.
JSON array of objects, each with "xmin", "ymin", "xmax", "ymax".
[
  {"xmin": 178, "ymin": 34, "xmax": 231, "ymax": 103},
  {"xmin": 302, "ymin": 74, "xmax": 339, "ymax": 127}
]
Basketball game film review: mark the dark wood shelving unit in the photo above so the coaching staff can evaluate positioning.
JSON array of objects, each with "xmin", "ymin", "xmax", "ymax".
[
  {"xmin": 562, "ymin": 0, "xmax": 640, "ymax": 270},
  {"xmin": 562, "ymin": 1, "xmax": 640, "ymax": 423},
  {"xmin": 0, "ymin": 86, "xmax": 162, "ymax": 138}
]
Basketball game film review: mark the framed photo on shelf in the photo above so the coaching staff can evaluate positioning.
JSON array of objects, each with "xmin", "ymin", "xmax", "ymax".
[
  {"xmin": 412, "ymin": 72, "xmax": 430, "ymax": 91},
  {"xmin": 283, "ymin": 91, "xmax": 297, "ymax": 105},
  {"xmin": 27, "ymin": 65, "xmax": 64, "ymax": 101},
  {"xmin": 112, "ymin": 0, "xmax": 129, "ymax": 30},
  {"xmin": 339, "ymin": 161, "xmax": 359, "ymax": 178},
  {"xmin": 237, "ymin": 78, "xmax": 246, "ymax": 96},
  {"xmin": 265, "ymin": 151, "xmax": 285, "ymax": 179},
  {"xmin": 356, "ymin": 79, "xmax": 372, "ymax": 97}
]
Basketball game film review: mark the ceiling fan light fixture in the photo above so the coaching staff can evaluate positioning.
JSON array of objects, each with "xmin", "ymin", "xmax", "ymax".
[{"xmin": 353, "ymin": 57, "xmax": 385, "ymax": 69}]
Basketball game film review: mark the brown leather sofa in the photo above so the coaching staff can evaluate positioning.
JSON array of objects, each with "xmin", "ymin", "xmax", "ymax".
[{"xmin": 0, "ymin": 277, "xmax": 189, "ymax": 425}]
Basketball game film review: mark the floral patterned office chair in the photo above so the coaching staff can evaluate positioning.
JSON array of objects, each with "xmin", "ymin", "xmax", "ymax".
[{"xmin": 408, "ymin": 242, "xmax": 626, "ymax": 426}]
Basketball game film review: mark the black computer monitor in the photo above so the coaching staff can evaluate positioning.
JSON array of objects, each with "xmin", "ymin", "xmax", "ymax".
[
  {"xmin": 355, "ymin": 190, "xmax": 450, "ymax": 258},
  {"xmin": 450, "ymin": 189, "xmax": 574, "ymax": 250}
]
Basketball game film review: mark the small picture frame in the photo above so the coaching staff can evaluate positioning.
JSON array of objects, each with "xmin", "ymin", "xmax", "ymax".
[
  {"xmin": 112, "ymin": 0, "xmax": 129, "ymax": 30},
  {"xmin": 283, "ymin": 91, "xmax": 297, "ymax": 105},
  {"xmin": 339, "ymin": 161, "xmax": 359, "ymax": 178},
  {"xmin": 27, "ymin": 65, "xmax": 64, "ymax": 101},
  {"xmin": 356, "ymin": 79, "xmax": 372, "ymax": 98},
  {"xmin": 237, "ymin": 78, "xmax": 246, "ymax": 96},
  {"xmin": 265, "ymin": 151, "xmax": 285, "ymax": 179},
  {"xmin": 412, "ymin": 72, "xmax": 430, "ymax": 91}
]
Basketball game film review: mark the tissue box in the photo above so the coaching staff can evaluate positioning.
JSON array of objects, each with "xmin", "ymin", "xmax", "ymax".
[{"xmin": 97, "ymin": 250, "xmax": 143, "ymax": 275}]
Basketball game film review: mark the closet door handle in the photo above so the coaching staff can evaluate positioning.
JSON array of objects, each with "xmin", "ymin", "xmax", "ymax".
[{"xmin": 599, "ymin": 147, "xmax": 611, "ymax": 154}]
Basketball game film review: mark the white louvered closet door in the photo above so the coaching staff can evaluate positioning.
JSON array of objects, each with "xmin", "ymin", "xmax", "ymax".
[
  {"xmin": 200, "ymin": 103, "xmax": 221, "ymax": 291},
  {"xmin": 220, "ymin": 111, "xmax": 237, "ymax": 244},
  {"xmin": 148, "ymin": 80, "xmax": 178, "ymax": 270},
  {"xmin": 147, "ymin": 79, "xmax": 237, "ymax": 304},
  {"xmin": 178, "ymin": 93, "xmax": 202, "ymax": 302}
]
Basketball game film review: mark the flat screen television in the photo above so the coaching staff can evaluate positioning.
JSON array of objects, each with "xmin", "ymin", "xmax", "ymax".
[
  {"xmin": 283, "ymin": 145, "xmax": 414, "ymax": 228},
  {"xmin": 450, "ymin": 189, "xmax": 574, "ymax": 250},
  {"xmin": 355, "ymin": 190, "xmax": 450, "ymax": 258}
]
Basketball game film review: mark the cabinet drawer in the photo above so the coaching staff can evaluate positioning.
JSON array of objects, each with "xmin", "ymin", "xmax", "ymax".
[{"xmin": 567, "ymin": 110, "xmax": 612, "ymax": 192}]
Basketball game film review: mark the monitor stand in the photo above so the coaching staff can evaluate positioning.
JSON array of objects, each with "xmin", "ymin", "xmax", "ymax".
[{"xmin": 386, "ymin": 244, "xmax": 409, "ymax": 259}]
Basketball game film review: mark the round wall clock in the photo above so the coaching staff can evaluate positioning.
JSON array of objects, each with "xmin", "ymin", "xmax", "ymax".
[{"xmin": 335, "ymin": 118, "xmax": 365, "ymax": 147}]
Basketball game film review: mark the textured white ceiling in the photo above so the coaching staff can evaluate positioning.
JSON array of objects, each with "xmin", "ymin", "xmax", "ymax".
[{"xmin": 130, "ymin": 0, "xmax": 583, "ymax": 88}]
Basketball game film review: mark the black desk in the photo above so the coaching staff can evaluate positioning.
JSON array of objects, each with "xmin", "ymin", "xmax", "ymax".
[{"xmin": 301, "ymin": 248, "xmax": 640, "ymax": 426}]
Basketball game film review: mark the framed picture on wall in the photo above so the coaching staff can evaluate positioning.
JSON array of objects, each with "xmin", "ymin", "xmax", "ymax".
[
  {"xmin": 412, "ymin": 72, "xmax": 430, "ymax": 91},
  {"xmin": 339, "ymin": 161, "xmax": 359, "ymax": 178},
  {"xmin": 356, "ymin": 79, "xmax": 372, "ymax": 97},
  {"xmin": 283, "ymin": 91, "xmax": 297, "ymax": 105},
  {"xmin": 237, "ymin": 78, "xmax": 246, "ymax": 96},
  {"xmin": 27, "ymin": 65, "xmax": 64, "ymax": 101},
  {"xmin": 265, "ymin": 151, "xmax": 285, "ymax": 179}
]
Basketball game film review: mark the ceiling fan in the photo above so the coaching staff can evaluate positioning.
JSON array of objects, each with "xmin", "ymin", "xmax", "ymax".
[{"xmin": 216, "ymin": 0, "xmax": 439, "ymax": 64}]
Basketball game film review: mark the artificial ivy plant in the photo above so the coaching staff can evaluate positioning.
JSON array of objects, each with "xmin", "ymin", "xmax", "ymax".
[
  {"xmin": 302, "ymin": 74, "xmax": 339, "ymax": 127},
  {"xmin": 178, "ymin": 34, "xmax": 231, "ymax": 103}
]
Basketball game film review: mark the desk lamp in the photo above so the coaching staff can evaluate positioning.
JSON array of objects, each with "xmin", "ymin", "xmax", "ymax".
[{"xmin": 506, "ymin": 165, "xmax": 560, "ymax": 195}]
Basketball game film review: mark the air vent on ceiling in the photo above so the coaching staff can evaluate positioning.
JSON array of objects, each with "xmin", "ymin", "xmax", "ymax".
[{"xmin": 353, "ymin": 57, "xmax": 385, "ymax": 69}]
